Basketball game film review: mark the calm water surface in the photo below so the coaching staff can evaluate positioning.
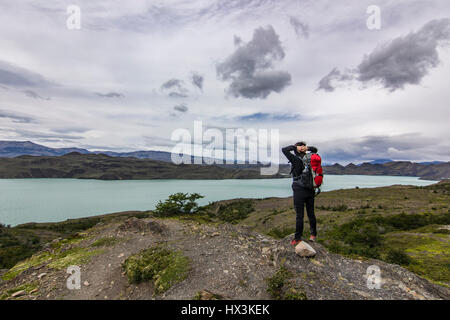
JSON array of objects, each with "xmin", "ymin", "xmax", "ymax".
[{"xmin": 0, "ymin": 175, "xmax": 437, "ymax": 226}]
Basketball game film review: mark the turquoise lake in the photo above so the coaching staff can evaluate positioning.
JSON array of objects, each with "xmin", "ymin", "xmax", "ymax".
[{"xmin": 0, "ymin": 175, "xmax": 437, "ymax": 226}]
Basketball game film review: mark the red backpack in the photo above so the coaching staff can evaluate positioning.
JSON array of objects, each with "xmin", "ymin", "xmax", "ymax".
[{"xmin": 307, "ymin": 153, "xmax": 324, "ymax": 191}]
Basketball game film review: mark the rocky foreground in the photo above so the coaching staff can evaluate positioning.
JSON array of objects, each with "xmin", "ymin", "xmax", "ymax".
[{"xmin": 1, "ymin": 216, "xmax": 448, "ymax": 300}]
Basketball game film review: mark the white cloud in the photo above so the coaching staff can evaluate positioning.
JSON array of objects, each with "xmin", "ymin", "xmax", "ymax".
[{"xmin": 0, "ymin": 0, "xmax": 448, "ymax": 163}]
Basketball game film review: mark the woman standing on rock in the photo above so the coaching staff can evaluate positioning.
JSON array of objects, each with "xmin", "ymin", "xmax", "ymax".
[{"xmin": 282, "ymin": 141, "xmax": 318, "ymax": 245}]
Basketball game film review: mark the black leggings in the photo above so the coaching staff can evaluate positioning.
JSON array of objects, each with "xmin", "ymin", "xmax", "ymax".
[{"xmin": 292, "ymin": 186, "xmax": 317, "ymax": 240}]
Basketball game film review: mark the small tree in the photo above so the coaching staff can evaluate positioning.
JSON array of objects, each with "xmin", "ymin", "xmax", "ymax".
[
  {"xmin": 385, "ymin": 248, "xmax": 412, "ymax": 266},
  {"xmin": 154, "ymin": 193, "xmax": 204, "ymax": 217}
]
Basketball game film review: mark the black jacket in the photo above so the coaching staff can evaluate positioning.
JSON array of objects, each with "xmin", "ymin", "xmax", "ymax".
[{"xmin": 282, "ymin": 145, "xmax": 318, "ymax": 181}]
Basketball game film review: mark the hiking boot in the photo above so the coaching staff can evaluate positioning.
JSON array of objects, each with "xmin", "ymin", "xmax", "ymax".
[
  {"xmin": 290, "ymin": 239, "xmax": 302, "ymax": 246},
  {"xmin": 309, "ymin": 235, "xmax": 316, "ymax": 242}
]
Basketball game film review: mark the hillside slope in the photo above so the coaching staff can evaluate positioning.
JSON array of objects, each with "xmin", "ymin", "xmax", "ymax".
[
  {"xmin": 1, "ymin": 215, "xmax": 448, "ymax": 300},
  {"xmin": 322, "ymin": 161, "xmax": 450, "ymax": 180},
  {"xmin": 0, "ymin": 153, "xmax": 282, "ymax": 180}
]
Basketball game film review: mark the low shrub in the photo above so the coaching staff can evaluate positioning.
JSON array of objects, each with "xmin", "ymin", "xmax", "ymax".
[
  {"xmin": 153, "ymin": 193, "xmax": 204, "ymax": 217},
  {"xmin": 317, "ymin": 204, "xmax": 348, "ymax": 211},
  {"xmin": 216, "ymin": 199, "xmax": 254, "ymax": 223},
  {"xmin": 267, "ymin": 227, "xmax": 295, "ymax": 239},
  {"xmin": 266, "ymin": 265, "xmax": 307, "ymax": 300},
  {"xmin": 385, "ymin": 248, "xmax": 412, "ymax": 266}
]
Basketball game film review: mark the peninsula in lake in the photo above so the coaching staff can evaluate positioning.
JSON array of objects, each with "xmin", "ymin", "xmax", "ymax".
[{"xmin": 0, "ymin": 141, "xmax": 448, "ymax": 180}]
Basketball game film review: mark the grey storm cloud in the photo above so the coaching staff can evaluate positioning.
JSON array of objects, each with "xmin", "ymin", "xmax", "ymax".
[
  {"xmin": 142, "ymin": 135, "xmax": 178, "ymax": 148},
  {"xmin": 234, "ymin": 35, "xmax": 242, "ymax": 46},
  {"xmin": 95, "ymin": 92, "xmax": 124, "ymax": 98},
  {"xmin": 317, "ymin": 68, "xmax": 356, "ymax": 92},
  {"xmin": 0, "ymin": 60, "xmax": 51, "ymax": 87},
  {"xmin": 0, "ymin": 128, "xmax": 84, "ymax": 140},
  {"xmin": 23, "ymin": 90, "xmax": 50, "ymax": 100},
  {"xmin": 236, "ymin": 112, "xmax": 303, "ymax": 122},
  {"xmin": 168, "ymin": 92, "xmax": 188, "ymax": 98},
  {"xmin": 52, "ymin": 127, "xmax": 90, "ymax": 134},
  {"xmin": 173, "ymin": 104, "xmax": 188, "ymax": 112},
  {"xmin": 0, "ymin": 110, "xmax": 36, "ymax": 123},
  {"xmin": 318, "ymin": 18, "xmax": 450, "ymax": 92},
  {"xmin": 161, "ymin": 78, "xmax": 184, "ymax": 90},
  {"xmin": 216, "ymin": 25, "xmax": 292, "ymax": 99},
  {"xmin": 191, "ymin": 72, "xmax": 204, "ymax": 90},
  {"xmin": 161, "ymin": 78, "xmax": 189, "ymax": 98},
  {"xmin": 318, "ymin": 133, "xmax": 450, "ymax": 163},
  {"xmin": 289, "ymin": 16, "xmax": 309, "ymax": 38}
]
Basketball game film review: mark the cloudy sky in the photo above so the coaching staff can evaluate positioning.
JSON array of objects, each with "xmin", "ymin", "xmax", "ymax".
[{"xmin": 0, "ymin": 0, "xmax": 449, "ymax": 164}]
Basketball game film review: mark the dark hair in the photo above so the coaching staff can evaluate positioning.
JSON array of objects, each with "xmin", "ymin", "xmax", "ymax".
[{"xmin": 295, "ymin": 141, "xmax": 306, "ymax": 147}]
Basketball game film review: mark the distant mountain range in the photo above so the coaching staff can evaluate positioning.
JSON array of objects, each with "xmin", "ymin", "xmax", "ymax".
[
  {"xmin": 0, "ymin": 141, "xmax": 448, "ymax": 180},
  {"xmin": 0, "ymin": 140, "xmax": 174, "ymax": 161},
  {"xmin": 323, "ymin": 161, "xmax": 450, "ymax": 181},
  {"xmin": 0, "ymin": 140, "xmax": 91, "ymax": 157},
  {"xmin": 0, "ymin": 141, "xmax": 259, "ymax": 165},
  {"xmin": 360, "ymin": 159, "xmax": 445, "ymax": 165}
]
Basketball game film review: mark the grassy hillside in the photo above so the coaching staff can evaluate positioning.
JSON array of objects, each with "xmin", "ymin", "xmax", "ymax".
[
  {"xmin": 231, "ymin": 180, "xmax": 449, "ymax": 286},
  {"xmin": 0, "ymin": 211, "xmax": 151, "ymax": 271}
]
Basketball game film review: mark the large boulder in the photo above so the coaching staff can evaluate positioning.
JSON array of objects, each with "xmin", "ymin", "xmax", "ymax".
[{"xmin": 295, "ymin": 241, "xmax": 316, "ymax": 257}]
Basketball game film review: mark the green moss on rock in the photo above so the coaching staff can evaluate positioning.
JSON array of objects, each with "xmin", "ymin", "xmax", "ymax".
[
  {"xmin": 1, "ymin": 251, "xmax": 53, "ymax": 281},
  {"xmin": 51, "ymin": 234, "xmax": 86, "ymax": 250},
  {"xmin": 48, "ymin": 247, "xmax": 103, "ymax": 270},
  {"xmin": 122, "ymin": 245, "xmax": 191, "ymax": 295},
  {"xmin": 91, "ymin": 237, "xmax": 119, "ymax": 247},
  {"xmin": 0, "ymin": 282, "xmax": 38, "ymax": 300},
  {"xmin": 1, "ymin": 246, "xmax": 103, "ymax": 281}
]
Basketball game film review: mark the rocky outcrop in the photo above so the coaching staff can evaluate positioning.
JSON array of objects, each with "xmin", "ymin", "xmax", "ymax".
[
  {"xmin": 117, "ymin": 217, "xmax": 167, "ymax": 234},
  {"xmin": 1, "ymin": 218, "xmax": 448, "ymax": 300},
  {"xmin": 271, "ymin": 237, "xmax": 449, "ymax": 300}
]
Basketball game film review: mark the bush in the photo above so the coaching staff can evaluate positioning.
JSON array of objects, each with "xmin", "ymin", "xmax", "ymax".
[
  {"xmin": 266, "ymin": 265, "xmax": 307, "ymax": 300},
  {"xmin": 266, "ymin": 266, "xmax": 292, "ymax": 299},
  {"xmin": 45, "ymin": 218, "xmax": 101, "ymax": 233},
  {"xmin": 323, "ymin": 211, "xmax": 450, "ymax": 261},
  {"xmin": 216, "ymin": 199, "xmax": 254, "ymax": 223},
  {"xmin": 317, "ymin": 204, "xmax": 348, "ymax": 211},
  {"xmin": 328, "ymin": 219, "xmax": 383, "ymax": 258},
  {"xmin": 342, "ymin": 223, "xmax": 382, "ymax": 248},
  {"xmin": 385, "ymin": 249, "xmax": 412, "ymax": 266},
  {"xmin": 283, "ymin": 287, "xmax": 308, "ymax": 300},
  {"xmin": 267, "ymin": 227, "xmax": 295, "ymax": 239},
  {"xmin": 153, "ymin": 193, "xmax": 204, "ymax": 217},
  {"xmin": 0, "ymin": 246, "xmax": 36, "ymax": 270}
]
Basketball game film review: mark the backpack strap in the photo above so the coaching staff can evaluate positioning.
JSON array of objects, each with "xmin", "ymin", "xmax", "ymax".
[{"xmin": 305, "ymin": 153, "xmax": 312, "ymax": 170}]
